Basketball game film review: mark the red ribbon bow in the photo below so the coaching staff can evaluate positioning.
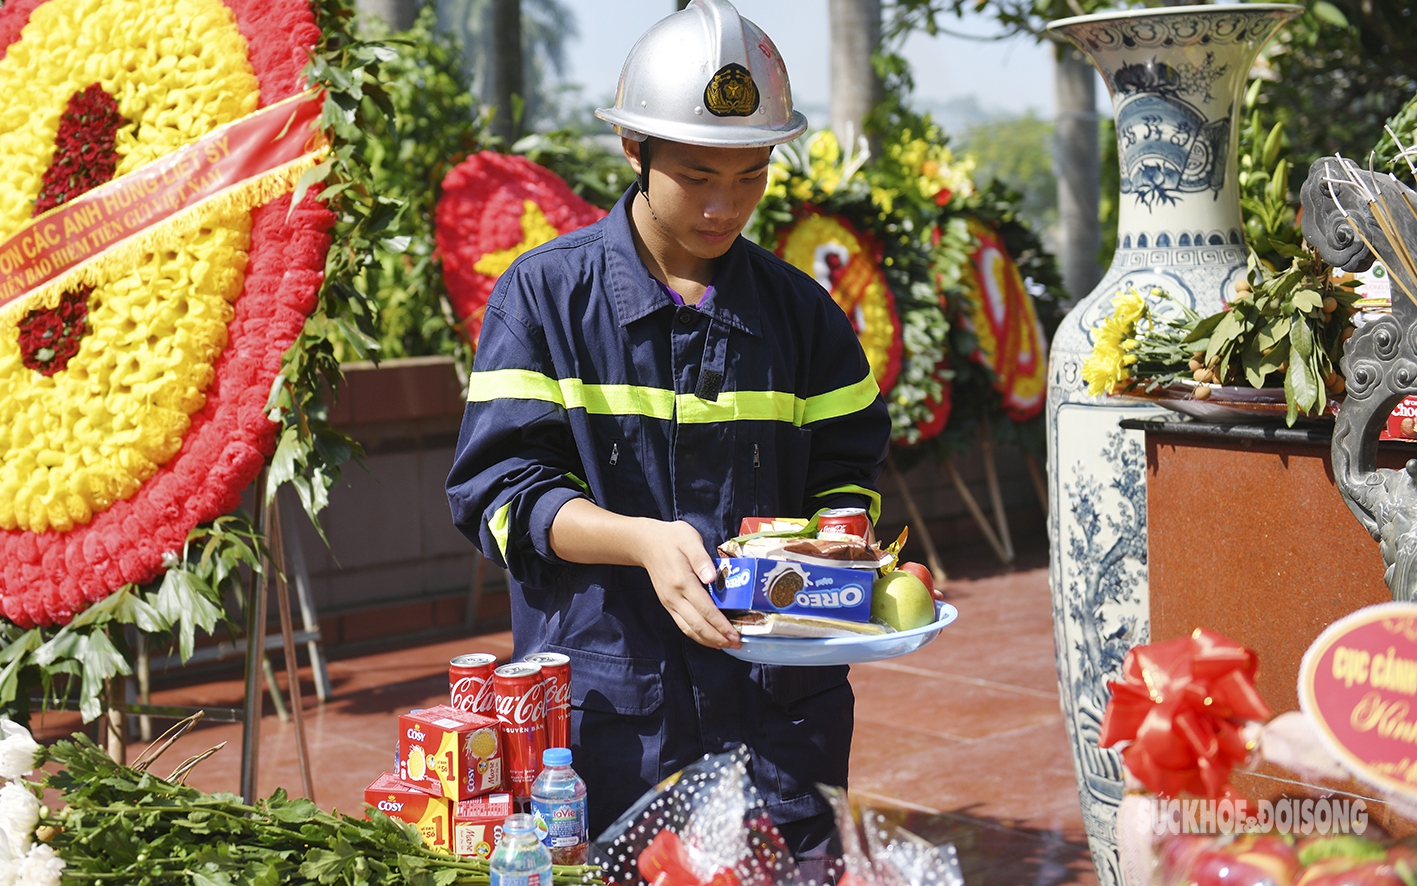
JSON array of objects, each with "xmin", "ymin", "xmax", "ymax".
[{"xmin": 1099, "ymin": 628, "xmax": 1272, "ymax": 799}]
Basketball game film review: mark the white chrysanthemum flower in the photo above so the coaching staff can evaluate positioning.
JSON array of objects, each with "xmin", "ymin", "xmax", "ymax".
[
  {"xmin": 0, "ymin": 721, "xmax": 39, "ymax": 781},
  {"xmin": 0, "ymin": 857, "xmax": 17, "ymax": 886},
  {"xmin": 15, "ymin": 843, "xmax": 62, "ymax": 886},
  {"xmin": 0, "ymin": 783, "xmax": 38, "ymax": 859}
]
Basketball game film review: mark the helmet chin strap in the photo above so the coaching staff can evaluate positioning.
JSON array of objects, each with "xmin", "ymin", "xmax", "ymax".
[{"xmin": 637, "ymin": 138, "xmax": 653, "ymax": 202}]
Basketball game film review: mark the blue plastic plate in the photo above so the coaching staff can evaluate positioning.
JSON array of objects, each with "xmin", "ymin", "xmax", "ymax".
[{"xmin": 723, "ymin": 602, "xmax": 958, "ymax": 666}]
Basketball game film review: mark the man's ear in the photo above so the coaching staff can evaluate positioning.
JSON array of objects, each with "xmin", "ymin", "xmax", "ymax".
[{"xmin": 622, "ymin": 137, "xmax": 643, "ymax": 175}]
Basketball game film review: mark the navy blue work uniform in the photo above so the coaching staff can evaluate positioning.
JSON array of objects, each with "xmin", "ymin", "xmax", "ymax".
[{"xmin": 446, "ymin": 185, "xmax": 891, "ymax": 854}]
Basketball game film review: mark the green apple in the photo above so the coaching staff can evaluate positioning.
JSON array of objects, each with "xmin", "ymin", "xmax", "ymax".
[{"xmin": 871, "ymin": 570, "xmax": 936, "ymax": 631}]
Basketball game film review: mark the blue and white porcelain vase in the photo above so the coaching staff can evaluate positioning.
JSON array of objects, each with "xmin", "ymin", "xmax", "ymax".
[{"xmin": 1043, "ymin": 6, "xmax": 1300, "ymax": 884}]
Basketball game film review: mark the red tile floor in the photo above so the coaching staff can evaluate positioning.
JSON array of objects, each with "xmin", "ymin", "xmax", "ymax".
[{"xmin": 30, "ymin": 536, "xmax": 1098, "ymax": 885}]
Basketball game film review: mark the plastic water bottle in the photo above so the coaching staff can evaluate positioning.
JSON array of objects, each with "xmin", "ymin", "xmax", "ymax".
[
  {"xmin": 530, "ymin": 747, "xmax": 589, "ymax": 865},
  {"xmin": 489, "ymin": 813, "xmax": 553, "ymax": 886}
]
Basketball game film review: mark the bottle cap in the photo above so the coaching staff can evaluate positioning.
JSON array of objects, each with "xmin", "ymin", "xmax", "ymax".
[
  {"xmin": 503, "ymin": 812, "xmax": 533, "ymax": 832},
  {"xmin": 543, "ymin": 747, "xmax": 572, "ymax": 767}
]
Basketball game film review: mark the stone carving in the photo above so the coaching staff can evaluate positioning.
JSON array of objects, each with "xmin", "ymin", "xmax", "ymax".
[{"xmin": 1301, "ymin": 157, "xmax": 1417, "ymax": 599}]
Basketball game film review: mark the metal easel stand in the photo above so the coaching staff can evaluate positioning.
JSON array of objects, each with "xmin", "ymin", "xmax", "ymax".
[
  {"xmin": 240, "ymin": 480, "xmax": 317, "ymax": 803},
  {"xmin": 100, "ymin": 476, "xmax": 326, "ymax": 803}
]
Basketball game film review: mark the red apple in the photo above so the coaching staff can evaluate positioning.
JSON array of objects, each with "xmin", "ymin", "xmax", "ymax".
[
  {"xmin": 1161, "ymin": 834, "xmax": 1214, "ymax": 885},
  {"xmin": 1229, "ymin": 835, "xmax": 1300, "ymax": 886},
  {"xmin": 898, "ymin": 562, "xmax": 942, "ymax": 601},
  {"xmin": 1192, "ymin": 848, "xmax": 1292, "ymax": 886}
]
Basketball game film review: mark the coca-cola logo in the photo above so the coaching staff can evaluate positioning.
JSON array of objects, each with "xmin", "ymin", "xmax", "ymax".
[
  {"xmin": 495, "ymin": 682, "xmax": 546, "ymax": 725},
  {"xmin": 451, "ymin": 676, "xmax": 496, "ymax": 712},
  {"xmin": 544, "ymin": 679, "xmax": 571, "ymax": 708}
]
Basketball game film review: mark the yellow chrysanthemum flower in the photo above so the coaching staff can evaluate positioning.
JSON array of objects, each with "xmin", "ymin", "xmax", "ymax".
[
  {"xmin": 0, "ymin": 0, "xmax": 258, "ymax": 533},
  {"xmin": 1081, "ymin": 286, "xmax": 1149, "ymax": 397}
]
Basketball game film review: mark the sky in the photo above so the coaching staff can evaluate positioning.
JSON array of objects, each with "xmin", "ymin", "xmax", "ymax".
[{"xmin": 557, "ymin": 0, "xmax": 1091, "ymax": 131}]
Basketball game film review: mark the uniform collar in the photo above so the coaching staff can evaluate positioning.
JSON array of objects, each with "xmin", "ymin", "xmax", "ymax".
[{"xmin": 604, "ymin": 185, "xmax": 762, "ymax": 338}]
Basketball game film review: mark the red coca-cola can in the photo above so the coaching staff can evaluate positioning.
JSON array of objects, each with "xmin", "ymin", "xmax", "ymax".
[
  {"xmin": 524, "ymin": 652, "xmax": 571, "ymax": 750},
  {"xmin": 817, "ymin": 507, "xmax": 870, "ymax": 541},
  {"xmin": 493, "ymin": 662, "xmax": 547, "ymax": 799},
  {"xmin": 450, "ymin": 653, "xmax": 498, "ymax": 715}
]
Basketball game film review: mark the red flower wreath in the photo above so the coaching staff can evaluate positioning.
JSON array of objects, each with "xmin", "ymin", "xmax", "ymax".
[
  {"xmin": 0, "ymin": 0, "xmax": 333, "ymax": 628},
  {"xmin": 436, "ymin": 151, "xmax": 606, "ymax": 346}
]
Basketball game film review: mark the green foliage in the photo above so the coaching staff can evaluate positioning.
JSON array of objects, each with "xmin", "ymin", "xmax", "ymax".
[
  {"xmin": 958, "ymin": 110, "xmax": 1057, "ymax": 234},
  {"xmin": 513, "ymin": 130, "xmax": 634, "ymax": 212},
  {"xmin": 1186, "ymin": 245, "xmax": 1357, "ymax": 425},
  {"xmin": 1250, "ymin": 0, "xmax": 1417, "ymax": 182},
  {"xmin": 1373, "ymin": 89, "xmax": 1417, "ymax": 186},
  {"xmin": 348, "ymin": 3, "xmax": 486, "ymax": 363},
  {"xmin": 33, "ymin": 729, "xmax": 607, "ymax": 885}
]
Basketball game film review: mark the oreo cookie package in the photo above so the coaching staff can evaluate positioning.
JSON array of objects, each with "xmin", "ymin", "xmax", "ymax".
[{"xmin": 709, "ymin": 557, "xmax": 874, "ymax": 623}]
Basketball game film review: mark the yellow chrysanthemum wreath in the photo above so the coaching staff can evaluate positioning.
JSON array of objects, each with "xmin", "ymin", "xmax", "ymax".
[{"xmin": 0, "ymin": 0, "xmax": 257, "ymax": 535}]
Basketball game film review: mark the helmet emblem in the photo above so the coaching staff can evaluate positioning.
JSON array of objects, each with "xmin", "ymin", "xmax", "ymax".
[{"xmin": 703, "ymin": 63, "xmax": 759, "ymax": 117}]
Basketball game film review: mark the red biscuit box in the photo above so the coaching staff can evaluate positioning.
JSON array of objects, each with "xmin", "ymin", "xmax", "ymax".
[
  {"xmin": 453, "ymin": 791, "xmax": 513, "ymax": 859},
  {"xmin": 400, "ymin": 704, "xmax": 504, "ymax": 801},
  {"xmin": 364, "ymin": 772, "xmax": 452, "ymax": 853}
]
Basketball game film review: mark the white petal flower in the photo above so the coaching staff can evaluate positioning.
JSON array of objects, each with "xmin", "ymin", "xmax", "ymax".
[
  {"xmin": 15, "ymin": 843, "xmax": 62, "ymax": 886},
  {"xmin": 0, "ymin": 857, "xmax": 17, "ymax": 886},
  {"xmin": 0, "ymin": 784, "xmax": 38, "ymax": 859},
  {"xmin": 0, "ymin": 722, "xmax": 39, "ymax": 782}
]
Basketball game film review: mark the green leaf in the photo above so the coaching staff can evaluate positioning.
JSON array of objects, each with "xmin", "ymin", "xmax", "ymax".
[
  {"xmin": 1183, "ymin": 310, "xmax": 1226, "ymax": 344},
  {"xmin": 286, "ymin": 159, "xmax": 334, "ymax": 222},
  {"xmin": 1312, "ymin": 0, "xmax": 1349, "ymax": 28},
  {"xmin": 1291, "ymin": 314, "xmax": 1315, "ymax": 359},
  {"xmin": 79, "ymin": 630, "xmax": 132, "ymax": 722},
  {"xmin": 1256, "ymin": 317, "xmax": 1291, "ymax": 350},
  {"xmin": 1291, "ymin": 289, "xmax": 1324, "ymax": 313},
  {"xmin": 1262, "ymin": 122, "xmax": 1284, "ymax": 171},
  {"xmin": 193, "ymin": 871, "xmax": 233, "ymax": 886},
  {"xmin": 1267, "ymin": 238, "xmax": 1310, "ymax": 260},
  {"xmin": 267, "ymin": 427, "xmax": 303, "ymax": 505},
  {"xmin": 1285, "ymin": 347, "xmax": 1318, "ymax": 425},
  {"xmin": 0, "ymin": 628, "xmax": 43, "ymax": 708},
  {"xmin": 1242, "ymin": 339, "xmax": 1269, "ymax": 388}
]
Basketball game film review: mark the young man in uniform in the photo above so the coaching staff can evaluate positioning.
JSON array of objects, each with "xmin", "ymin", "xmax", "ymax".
[{"xmin": 446, "ymin": 0, "xmax": 891, "ymax": 871}]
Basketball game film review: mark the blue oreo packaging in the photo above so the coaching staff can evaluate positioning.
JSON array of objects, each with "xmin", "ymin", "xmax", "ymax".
[{"xmin": 710, "ymin": 557, "xmax": 873, "ymax": 622}]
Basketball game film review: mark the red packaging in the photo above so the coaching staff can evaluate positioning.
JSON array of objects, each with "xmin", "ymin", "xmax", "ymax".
[
  {"xmin": 1382, "ymin": 395, "xmax": 1417, "ymax": 442},
  {"xmin": 524, "ymin": 652, "xmax": 571, "ymax": 749},
  {"xmin": 816, "ymin": 507, "xmax": 870, "ymax": 541},
  {"xmin": 364, "ymin": 772, "xmax": 452, "ymax": 853},
  {"xmin": 493, "ymin": 662, "xmax": 548, "ymax": 799},
  {"xmin": 399, "ymin": 704, "xmax": 504, "ymax": 801},
  {"xmin": 453, "ymin": 791, "xmax": 513, "ymax": 858},
  {"xmin": 738, "ymin": 516, "xmax": 808, "ymax": 536},
  {"xmin": 450, "ymin": 653, "xmax": 498, "ymax": 715}
]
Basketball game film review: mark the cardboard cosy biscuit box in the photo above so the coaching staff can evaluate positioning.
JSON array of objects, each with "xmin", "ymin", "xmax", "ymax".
[
  {"xmin": 453, "ymin": 792, "xmax": 513, "ymax": 859},
  {"xmin": 710, "ymin": 557, "xmax": 874, "ymax": 622},
  {"xmin": 399, "ymin": 704, "xmax": 504, "ymax": 801},
  {"xmin": 364, "ymin": 772, "xmax": 452, "ymax": 853}
]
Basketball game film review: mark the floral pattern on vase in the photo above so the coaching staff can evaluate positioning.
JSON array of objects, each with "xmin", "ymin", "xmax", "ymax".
[{"xmin": 1043, "ymin": 6, "xmax": 1301, "ymax": 884}]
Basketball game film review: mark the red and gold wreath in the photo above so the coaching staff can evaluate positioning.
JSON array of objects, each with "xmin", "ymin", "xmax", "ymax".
[
  {"xmin": 436, "ymin": 151, "xmax": 607, "ymax": 346},
  {"xmin": 0, "ymin": 0, "xmax": 333, "ymax": 628},
  {"xmin": 775, "ymin": 210, "xmax": 904, "ymax": 395},
  {"xmin": 956, "ymin": 218, "xmax": 1048, "ymax": 422}
]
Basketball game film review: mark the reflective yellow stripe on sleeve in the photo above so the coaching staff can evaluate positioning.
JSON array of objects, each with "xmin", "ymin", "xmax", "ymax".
[
  {"xmin": 801, "ymin": 373, "xmax": 880, "ymax": 425},
  {"xmin": 488, "ymin": 501, "xmax": 512, "ymax": 562},
  {"xmin": 466, "ymin": 370, "xmax": 878, "ymax": 427},
  {"xmin": 813, "ymin": 484, "xmax": 882, "ymax": 525}
]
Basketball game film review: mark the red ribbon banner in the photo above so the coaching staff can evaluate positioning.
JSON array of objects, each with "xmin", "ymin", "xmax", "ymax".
[
  {"xmin": 0, "ymin": 89, "xmax": 326, "ymax": 315},
  {"xmin": 1100, "ymin": 628, "xmax": 1272, "ymax": 799}
]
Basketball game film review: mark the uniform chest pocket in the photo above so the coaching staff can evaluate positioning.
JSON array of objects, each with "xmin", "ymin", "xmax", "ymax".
[
  {"xmin": 589, "ymin": 414, "xmax": 656, "ymax": 518},
  {"xmin": 739, "ymin": 425, "xmax": 813, "ymax": 517}
]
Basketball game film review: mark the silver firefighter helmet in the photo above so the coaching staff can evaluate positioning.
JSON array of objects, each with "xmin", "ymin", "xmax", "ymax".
[{"xmin": 596, "ymin": 0, "xmax": 807, "ymax": 148}]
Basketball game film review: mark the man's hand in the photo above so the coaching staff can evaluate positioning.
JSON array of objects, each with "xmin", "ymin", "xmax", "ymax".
[{"xmin": 548, "ymin": 499, "xmax": 741, "ymax": 649}]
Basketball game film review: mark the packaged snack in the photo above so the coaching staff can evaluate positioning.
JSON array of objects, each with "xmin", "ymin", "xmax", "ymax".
[
  {"xmin": 453, "ymin": 791, "xmax": 513, "ymax": 859},
  {"xmin": 365, "ymin": 772, "xmax": 453, "ymax": 853},
  {"xmin": 400, "ymin": 704, "xmax": 504, "ymax": 801}
]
